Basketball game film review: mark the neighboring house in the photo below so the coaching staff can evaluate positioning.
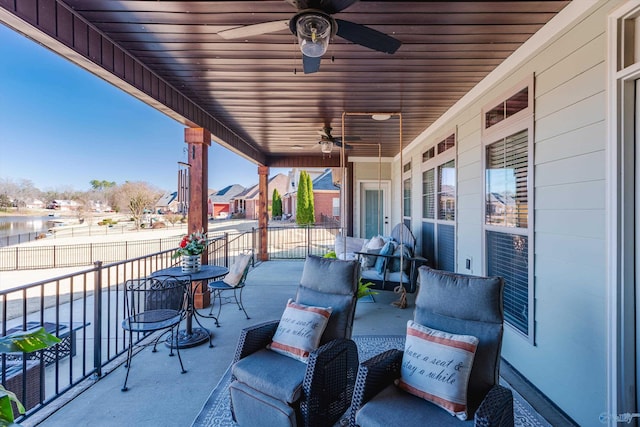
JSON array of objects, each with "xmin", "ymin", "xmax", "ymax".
[
  {"xmin": 310, "ymin": 168, "xmax": 340, "ymax": 223},
  {"xmin": 155, "ymin": 191, "xmax": 179, "ymax": 214},
  {"xmin": 25, "ymin": 199, "xmax": 45, "ymax": 209},
  {"xmin": 233, "ymin": 173, "xmax": 289, "ymax": 220},
  {"xmin": 88, "ymin": 200, "xmax": 112, "ymax": 213},
  {"xmin": 205, "ymin": 189, "xmax": 217, "ymax": 217},
  {"xmin": 47, "ymin": 200, "xmax": 80, "ymax": 211},
  {"xmin": 282, "ymin": 168, "xmax": 340, "ymax": 223},
  {"xmin": 207, "ymin": 184, "xmax": 245, "ymax": 219}
]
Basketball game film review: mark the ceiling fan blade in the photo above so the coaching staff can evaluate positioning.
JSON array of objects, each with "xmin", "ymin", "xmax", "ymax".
[
  {"xmin": 319, "ymin": 0, "xmax": 359, "ymax": 14},
  {"xmin": 302, "ymin": 54, "xmax": 321, "ymax": 74},
  {"xmin": 341, "ymin": 135, "xmax": 361, "ymax": 142},
  {"xmin": 335, "ymin": 140, "xmax": 352, "ymax": 149},
  {"xmin": 335, "ymin": 19, "xmax": 401, "ymax": 54},
  {"xmin": 218, "ymin": 20, "xmax": 289, "ymax": 40},
  {"xmin": 287, "ymin": 0, "xmax": 357, "ymax": 13}
]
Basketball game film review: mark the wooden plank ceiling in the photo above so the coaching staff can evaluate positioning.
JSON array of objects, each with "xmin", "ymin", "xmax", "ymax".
[{"xmin": 14, "ymin": 1, "xmax": 572, "ymax": 166}]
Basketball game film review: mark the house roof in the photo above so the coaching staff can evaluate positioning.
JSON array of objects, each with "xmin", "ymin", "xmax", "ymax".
[
  {"xmin": 156, "ymin": 192, "xmax": 178, "ymax": 207},
  {"xmin": 235, "ymin": 173, "xmax": 291, "ymax": 200},
  {"xmin": 312, "ymin": 169, "xmax": 340, "ymax": 191},
  {"xmin": 209, "ymin": 184, "xmax": 246, "ymax": 203}
]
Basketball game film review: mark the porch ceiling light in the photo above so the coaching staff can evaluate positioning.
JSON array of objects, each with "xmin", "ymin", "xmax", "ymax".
[
  {"xmin": 296, "ymin": 14, "xmax": 332, "ymax": 58},
  {"xmin": 320, "ymin": 140, "xmax": 333, "ymax": 153},
  {"xmin": 371, "ymin": 114, "xmax": 391, "ymax": 121}
]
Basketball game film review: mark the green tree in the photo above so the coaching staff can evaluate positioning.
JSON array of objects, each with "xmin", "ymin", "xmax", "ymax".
[
  {"xmin": 271, "ymin": 188, "xmax": 282, "ymax": 219},
  {"xmin": 305, "ymin": 171, "xmax": 315, "ymax": 224},
  {"xmin": 296, "ymin": 171, "xmax": 315, "ymax": 225},
  {"xmin": 90, "ymin": 180, "xmax": 116, "ymax": 191}
]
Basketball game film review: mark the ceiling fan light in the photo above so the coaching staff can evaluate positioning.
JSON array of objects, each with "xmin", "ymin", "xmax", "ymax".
[
  {"xmin": 320, "ymin": 140, "xmax": 333, "ymax": 153},
  {"xmin": 372, "ymin": 114, "xmax": 391, "ymax": 121},
  {"xmin": 296, "ymin": 14, "xmax": 331, "ymax": 58}
]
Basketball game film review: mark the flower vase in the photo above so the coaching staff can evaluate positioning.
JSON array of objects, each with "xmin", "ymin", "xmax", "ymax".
[{"xmin": 181, "ymin": 255, "xmax": 201, "ymax": 273}]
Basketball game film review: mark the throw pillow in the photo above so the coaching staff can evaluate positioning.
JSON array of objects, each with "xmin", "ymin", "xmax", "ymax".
[
  {"xmin": 367, "ymin": 236, "xmax": 385, "ymax": 250},
  {"xmin": 223, "ymin": 252, "xmax": 251, "ymax": 287},
  {"xmin": 268, "ymin": 299, "xmax": 333, "ymax": 362},
  {"xmin": 396, "ymin": 320, "xmax": 479, "ymax": 420},
  {"xmin": 374, "ymin": 241, "xmax": 395, "ymax": 275},
  {"xmin": 361, "ymin": 247, "xmax": 381, "ymax": 269},
  {"xmin": 390, "ymin": 244, "xmax": 412, "ymax": 272}
]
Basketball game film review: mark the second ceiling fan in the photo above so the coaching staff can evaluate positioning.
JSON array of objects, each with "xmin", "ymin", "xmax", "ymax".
[{"xmin": 217, "ymin": 0, "xmax": 402, "ymax": 74}]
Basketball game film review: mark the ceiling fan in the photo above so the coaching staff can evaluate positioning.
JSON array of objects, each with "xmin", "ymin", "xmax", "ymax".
[
  {"xmin": 317, "ymin": 126, "xmax": 357, "ymax": 153},
  {"xmin": 217, "ymin": 0, "xmax": 402, "ymax": 74}
]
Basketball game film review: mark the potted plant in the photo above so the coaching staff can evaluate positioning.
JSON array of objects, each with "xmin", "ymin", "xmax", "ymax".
[
  {"xmin": 0, "ymin": 327, "xmax": 60, "ymax": 426},
  {"xmin": 323, "ymin": 251, "xmax": 377, "ymax": 300},
  {"xmin": 356, "ymin": 279, "xmax": 377, "ymax": 300},
  {"xmin": 171, "ymin": 229, "xmax": 208, "ymax": 273}
]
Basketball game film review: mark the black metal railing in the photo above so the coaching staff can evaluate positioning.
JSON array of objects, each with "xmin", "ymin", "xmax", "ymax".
[
  {"xmin": 0, "ymin": 224, "xmax": 340, "ymax": 423},
  {"xmin": 266, "ymin": 225, "xmax": 339, "ymax": 259},
  {"xmin": 0, "ymin": 222, "xmax": 148, "ymax": 248},
  {"xmin": 0, "ymin": 236, "xmax": 188, "ymax": 271}
]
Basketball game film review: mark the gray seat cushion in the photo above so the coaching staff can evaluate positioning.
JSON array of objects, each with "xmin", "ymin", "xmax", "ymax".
[
  {"xmin": 230, "ymin": 381, "xmax": 296, "ymax": 427},
  {"xmin": 356, "ymin": 384, "xmax": 473, "ymax": 427},
  {"xmin": 232, "ymin": 349, "xmax": 307, "ymax": 404}
]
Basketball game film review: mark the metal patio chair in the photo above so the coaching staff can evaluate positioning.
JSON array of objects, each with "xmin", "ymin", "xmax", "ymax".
[
  {"xmin": 207, "ymin": 250, "xmax": 253, "ymax": 326},
  {"xmin": 121, "ymin": 274, "xmax": 190, "ymax": 391}
]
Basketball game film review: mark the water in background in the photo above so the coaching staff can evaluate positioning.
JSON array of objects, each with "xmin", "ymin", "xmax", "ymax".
[{"xmin": 0, "ymin": 215, "xmax": 50, "ymax": 238}]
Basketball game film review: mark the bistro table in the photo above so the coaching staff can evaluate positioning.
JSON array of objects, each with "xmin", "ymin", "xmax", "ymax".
[{"xmin": 151, "ymin": 265, "xmax": 229, "ymax": 349}]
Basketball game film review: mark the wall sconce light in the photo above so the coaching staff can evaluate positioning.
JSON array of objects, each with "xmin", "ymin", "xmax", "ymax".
[{"xmin": 296, "ymin": 13, "xmax": 332, "ymax": 58}]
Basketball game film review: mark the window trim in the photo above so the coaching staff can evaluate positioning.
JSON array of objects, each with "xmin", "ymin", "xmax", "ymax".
[
  {"xmin": 403, "ymin": 159, "xmax": 412, "ymax": 220},
  {"xmin": 482, "ymin": 75, "xmax": 534, "ymax": 139},
  {"xmin": 481, "ymin": 77, "xmax": 535, "ymax": 344}
]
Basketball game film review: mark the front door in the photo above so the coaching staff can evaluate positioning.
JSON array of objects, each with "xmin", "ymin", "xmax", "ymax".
[{"xmin": 360, "ymin": 181, "xmax": 390, "ymax": 238}]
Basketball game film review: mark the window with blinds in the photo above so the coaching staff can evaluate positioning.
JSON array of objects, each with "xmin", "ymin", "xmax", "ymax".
[
  {"xmin": 438, "ymin": 160, "xmax": 455, "ymax": 221},
  {"xmin": 485, "ymin": 130, "xmax": 528, "ymax": 228},
  {"xmin": 421, "ymin": 132, "xmax": 456, "ymax": 271},
  {"xmin": 403, "ymin": 178, "xmax": 411, "ymax": 217},
  {"xmin": 485, "ymin": 129, "xmax": 531, "ymax": 337},
  {"xmin": 487, "ymin": 231, "xmax": 529, "ymax": 334},
  {"xmin": 422, "ymin": 169, "xmax": 435, "ymax": 219}
]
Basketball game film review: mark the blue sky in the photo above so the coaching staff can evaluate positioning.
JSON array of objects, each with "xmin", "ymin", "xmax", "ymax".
[{"xmin": 0, "ymin": 24, "xmax": 262, "ymax": 193}]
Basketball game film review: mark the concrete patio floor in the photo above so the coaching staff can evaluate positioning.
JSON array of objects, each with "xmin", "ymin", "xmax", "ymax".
[{"xmin": 23, "ymin": 260, "xmax": 571, "ymax": 426}]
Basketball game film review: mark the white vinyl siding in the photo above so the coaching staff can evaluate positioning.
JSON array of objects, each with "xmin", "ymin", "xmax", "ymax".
[{"xmin": 391, "ymin": 3, "xmax": 612, "ymax": 425}]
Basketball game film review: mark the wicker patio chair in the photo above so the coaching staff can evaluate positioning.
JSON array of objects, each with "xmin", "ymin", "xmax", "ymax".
[
  {"xmin": 349, "ymin": 266, "xmax": 514, "ymax": 426},
  {"xmin": 229, "ymin": 255, "xmax": 360, "ymax": 427},
  {"xmin": 121, "ymin": 274, "xmax": 190, "ymax": 391}
]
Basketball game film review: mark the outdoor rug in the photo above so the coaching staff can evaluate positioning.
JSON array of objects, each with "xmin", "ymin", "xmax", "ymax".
[{"xmin": 191, "ymin": 335, "xmax": 551, "ymax": 427}]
